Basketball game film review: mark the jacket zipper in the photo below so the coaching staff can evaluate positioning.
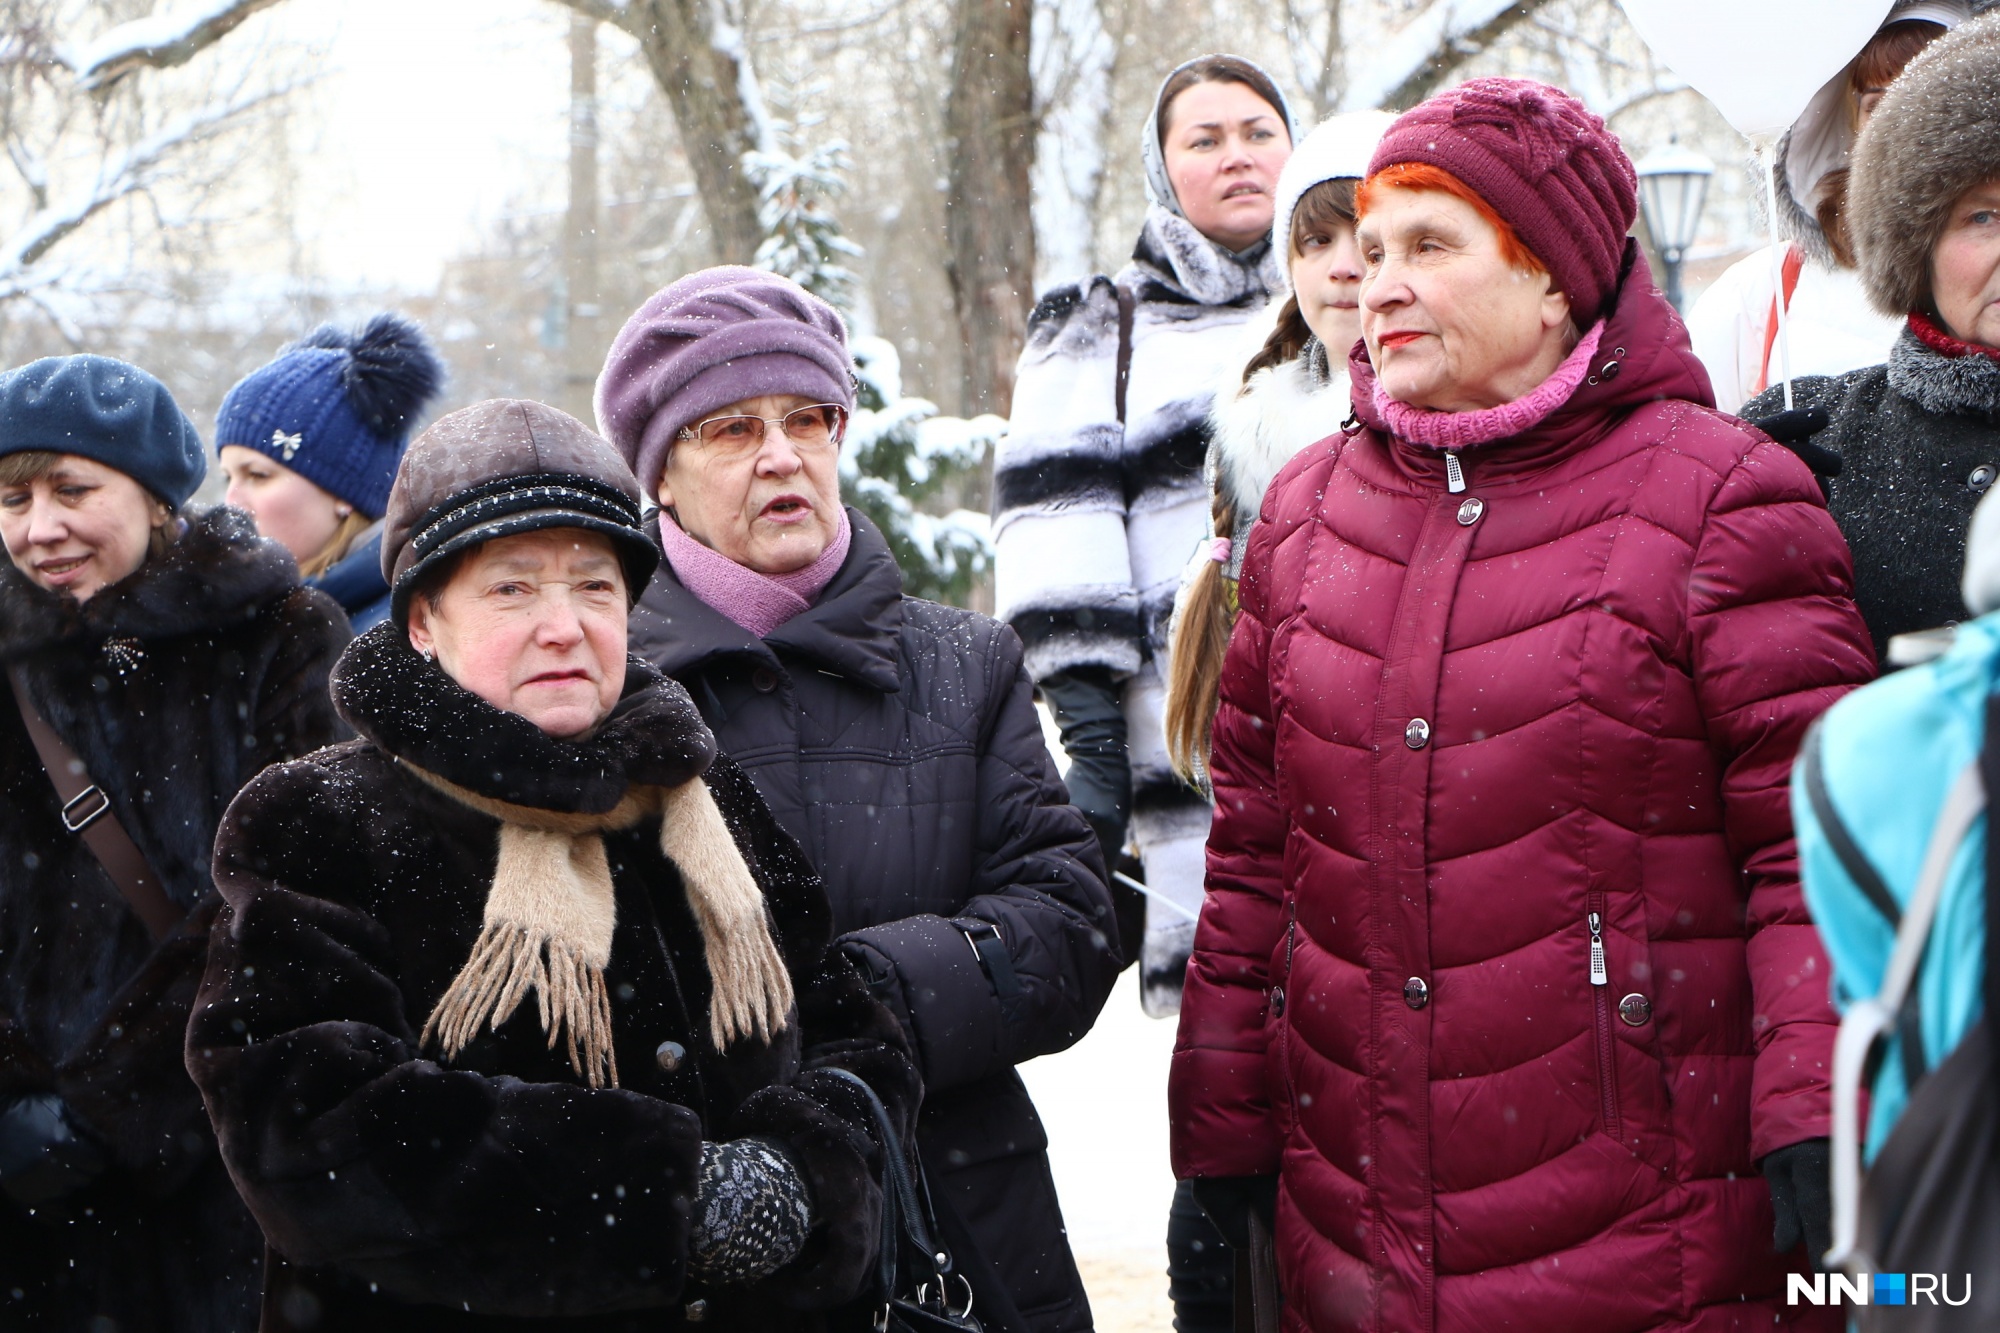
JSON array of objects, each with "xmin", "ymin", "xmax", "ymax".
[
  {"xmin": 1587, "ymin": 898, "xmax": 1620, "ymax": 1141},
  {"xmin": 1444, "ymin": 451, "xmax": 1466, "ymax": 493},
  {"xmin": 1273, "ymin": 900, "xmax": 1301, "ymax": 1125}
]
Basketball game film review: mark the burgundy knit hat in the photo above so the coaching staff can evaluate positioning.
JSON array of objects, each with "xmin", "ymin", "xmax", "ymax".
[
  {"xmin": 1367, "ymin": 78, "xmax": 1638, "ymax": 324},
  {"xmin": 595, "ymin": 266, "xmax": 854, "ymax": 497}
]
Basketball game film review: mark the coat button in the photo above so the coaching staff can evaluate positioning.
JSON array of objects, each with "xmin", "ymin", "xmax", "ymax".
[
  {"xmin": 1456, "ymin": 497, "xmax": 1484, "ymax": 526},
  {"xmin": 684, "ymin": 1298, "xmax": 709, "ymax": 1322},
  {"xmin": 1403, "ymin": 976, "xmax": 1429, "ymax": 1010},
  {"xmin": 1598, "ymin": 359, "xmax": 1621, "ymax": 382},
  {"xmin": 1618, "ymin": 993, "xmax": 1652, "ymax": 1027},
  {"xmin": 655, "ymin": 1040, "xmax": 686, "ymax": 1072},
  {"xmin": 1971, "ymin": 465, "xmax": 1997, "ymax": 492},
  {"xmin": 1405, "ymin": 717, "xmax": 1431, "ymax": 749},
  {"xmin": 751, "ymin": 668, "xmax": 778, "ymax": 693},
  {"xmin": 1270, "ymin": 985, "xmax": 1286, "ymax": 1017}
]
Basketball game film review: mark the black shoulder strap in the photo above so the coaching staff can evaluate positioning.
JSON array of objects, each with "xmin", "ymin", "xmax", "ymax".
[
  {"xmin": 1801, "ymin": 718, "xmax": 1930, "ymax": 1091},
  {"xmin": 1114, "ymin": 283, "xmax": 1136, "ymax": 426},
  {"xmin": 1801, "ymin": 720, "xmax": 1900, "ymax": 926},
  {"xmin": 7, "ymin": 665, "xmax": 179, "ymax": 942},
  {"xmin": 1983, "ymin": 693, "xmax": 2000, "ymax": 1088}
]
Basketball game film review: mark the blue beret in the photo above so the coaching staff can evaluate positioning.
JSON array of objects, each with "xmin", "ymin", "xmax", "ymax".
[{"xmin": 0, "ymin": 355, "xmax": 205, "ymax": 506}]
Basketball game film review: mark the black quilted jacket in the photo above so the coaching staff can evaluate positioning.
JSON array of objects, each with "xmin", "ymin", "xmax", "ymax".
[{"xmin": 630, "ymin": 509, "xmax": 1119, "ymax": 1333}]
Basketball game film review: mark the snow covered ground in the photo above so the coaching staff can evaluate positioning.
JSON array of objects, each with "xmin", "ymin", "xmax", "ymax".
[
  {"xmin": 1023, "ymin": 704, "xmax": 1180, "ymax": 1329},
  {"xmin": 1022, "ymin": 970, "xmax": 1178, "ymax": 1331}
]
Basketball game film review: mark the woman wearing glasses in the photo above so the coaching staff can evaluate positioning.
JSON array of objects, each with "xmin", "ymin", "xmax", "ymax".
[{"xmin": 597, "ymin": 268, "xmax": 1120, "ymax": 1333}]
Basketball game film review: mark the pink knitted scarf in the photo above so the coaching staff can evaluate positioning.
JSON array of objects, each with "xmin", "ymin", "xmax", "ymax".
[
  {"xmin": 1371, "ymin": 321, "xmax": 1605, "ymax": 451},
  {"xmin": 659, "ymin": 506, "xmax": 852, "ymax": 639}
]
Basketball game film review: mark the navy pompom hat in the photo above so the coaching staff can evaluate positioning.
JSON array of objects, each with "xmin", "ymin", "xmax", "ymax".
[
  {"xmin": 0, "ymin": 355, "xmax": 205, "ymax": 505},
  {"xmin": 216, "ymin": 312, "xmax": 444, "ymax": 520}
]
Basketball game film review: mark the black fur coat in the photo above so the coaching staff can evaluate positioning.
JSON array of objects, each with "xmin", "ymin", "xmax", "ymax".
[
  {"xmin": 0, "ymin": 506, "xmax": 349, "ymax": 1331},
  {"xmin": 188, "ymin": 624, "xmax": 919, "ymax": 1331}
]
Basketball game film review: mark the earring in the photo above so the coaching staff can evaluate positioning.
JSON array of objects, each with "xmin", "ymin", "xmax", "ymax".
[
  {"xmin": 420, "ymin": 646, "xmax": 436, "ymax": 663},
  {"xmin": 335, "ymin": 505, "xmax": 353, "ymax": 519}
]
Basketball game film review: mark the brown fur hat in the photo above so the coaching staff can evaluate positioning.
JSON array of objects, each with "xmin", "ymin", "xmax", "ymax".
[{"xmin": 1851, "ymin": 10, "xmax": 2000, "ymax": 317}]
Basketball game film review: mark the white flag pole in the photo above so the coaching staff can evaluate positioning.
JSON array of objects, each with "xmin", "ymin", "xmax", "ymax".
[{"xmin": 1763, "ymin": 146, "xmax": 1796, "ymax": 410}]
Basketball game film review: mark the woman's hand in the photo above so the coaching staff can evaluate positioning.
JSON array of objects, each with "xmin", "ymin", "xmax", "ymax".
[{"xmin": 687, "ymin": 1138, "xmax": 815, "ymax": 1283}]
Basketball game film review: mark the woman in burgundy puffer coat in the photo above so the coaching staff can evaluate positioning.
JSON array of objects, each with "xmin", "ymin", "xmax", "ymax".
[{"xmin": 1168, "ymin": 80, "xmax": 1876, "ymax": 1332}]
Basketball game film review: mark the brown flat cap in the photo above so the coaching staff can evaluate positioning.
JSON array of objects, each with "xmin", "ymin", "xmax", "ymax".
[{"xmin": 382, "ymin": 398, "xmax": 658, "ymax": 625}]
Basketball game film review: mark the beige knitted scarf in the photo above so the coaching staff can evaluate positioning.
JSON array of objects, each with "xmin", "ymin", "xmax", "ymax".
[{"xmin": 408, "ymin": 766, "xmax": 794, "ymax": 1089}]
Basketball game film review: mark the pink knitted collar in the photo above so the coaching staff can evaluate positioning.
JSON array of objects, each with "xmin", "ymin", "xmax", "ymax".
[
  {"xmin": 1371, "ymin": 321, "xmax": 1605, "ymax": 451},
  {"xmin": 659, "ymin": 507, "xmax": 853, "ymax": 640}
]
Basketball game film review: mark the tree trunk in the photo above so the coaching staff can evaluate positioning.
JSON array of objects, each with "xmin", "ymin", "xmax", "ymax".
[
  {"xmin": 561, "ymin": 14, "xmax": 605, "ymax": 422},
  {"xmin": 944, "ymin": 0, "xmax": 1035, "ymax": 417},
  {"xmin": 597, "ymin": 0, "xmax": 767, "ymax": 265}
]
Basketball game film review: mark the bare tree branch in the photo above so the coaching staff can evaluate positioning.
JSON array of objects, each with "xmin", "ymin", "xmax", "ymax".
[
  {"xmin": 1346, "ymin": 0, "xmax": 1560, "ymax": 112},
  {"xmin": 60, "ymin": 0, "xmax": 290, "ymax": 90},
  {"xmin": 0, "ymin": 81, "xmax": 284, "ymax": 288}
]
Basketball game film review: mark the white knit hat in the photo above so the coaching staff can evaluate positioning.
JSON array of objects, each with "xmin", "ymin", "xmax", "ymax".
[{"xmin": 1269, "ymin": 110, "xmax": 1397, "ymax": 290}]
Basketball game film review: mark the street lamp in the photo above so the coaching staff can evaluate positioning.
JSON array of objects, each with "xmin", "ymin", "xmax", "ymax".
[{"xmin": 1636, "ymin": 140, "xmax": 1715, "ymax": 312}]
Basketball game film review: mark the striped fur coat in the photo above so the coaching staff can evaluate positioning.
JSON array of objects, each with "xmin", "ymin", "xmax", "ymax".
[{"xmin": 994, "ymin": 204, "xmax": 1279, "ymax": 1012}]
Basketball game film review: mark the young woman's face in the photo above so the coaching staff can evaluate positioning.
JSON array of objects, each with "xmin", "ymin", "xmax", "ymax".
[
  {"xmin": 220, "ymin": 445, "xmax": 351, "ymax": 563},
  {"xmin": 1357, "ymin": 186, "xmax": 1572, "ymax": 412},
  {"xmin": 655, "ymin": 393, "xmax": 846, "ymax": 577},
  {"xmin": 1161, "ymin": 81, "xmax": 1291, "ymax": 252},
  {"xmin": 0, "ymin": 455, "xmax": 165, "ymax": 602},
  {"xmin": 1292, "ymin": 212, "xmax": 1365, "ymax": 356},
  {"xmin": 407, "ymin": 528, "xmax": 629, "ymax": 740},
  {"xmin": 1932, "ymin": 180, "xmax": 2000, "ymax": 349}
]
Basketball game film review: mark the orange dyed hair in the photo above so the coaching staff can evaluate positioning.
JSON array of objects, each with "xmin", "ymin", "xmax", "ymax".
[{"xmin": 1354, "ymin": 162, "xmax": 1544, "ymax": 274}]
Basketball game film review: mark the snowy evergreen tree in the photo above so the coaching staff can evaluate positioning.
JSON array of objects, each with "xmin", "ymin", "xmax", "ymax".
[
  {"xmin": 748, "ymin": 107, "xmax": 996, "ymax": 607},
  {"xmin": 845, "ymin": 336, "xmax": 999, "ymax": 606},
  {"xmin": 744, "ymin": 110, "xmax": 862, "ymax": 313}
]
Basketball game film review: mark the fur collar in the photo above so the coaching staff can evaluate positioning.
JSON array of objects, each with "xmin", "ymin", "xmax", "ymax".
[
  {"xmin": 1122, "ymin": 204, "xmax": 1281, "ymax": 308},
  {"xmin": 330, "ymin": 622, "xmax": 717, "ymax": 815},
  {"xmin": 1208, "ymin": 344, "xmax": 1349, "ymax": 529},
  {"xmin": 1889, "ymin": 318, "xmax": 2000, "ymax": 421},
  {"xmin": 0, "ymin": 506, "xmax": 299, "ymax": 661}
]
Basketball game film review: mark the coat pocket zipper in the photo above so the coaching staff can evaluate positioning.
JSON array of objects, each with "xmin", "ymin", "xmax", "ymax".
[
  {"xmin": 1272, "ymin": 899, "xmax": 1301, "ymax": 1124},
  {"xmin": 1587, "ymin": 900, "xmax": 1621, "ymax": 1141}
]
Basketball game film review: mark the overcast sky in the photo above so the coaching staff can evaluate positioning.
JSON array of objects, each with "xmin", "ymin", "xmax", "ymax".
[{"xmin": 263, "ymin": 0, "xmax": 605, "ymax": 291}]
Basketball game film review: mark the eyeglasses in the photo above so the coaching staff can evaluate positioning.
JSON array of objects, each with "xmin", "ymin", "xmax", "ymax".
[{"xmin": 677, "ymin": 404, "xmax": 848, "ymax": 457}]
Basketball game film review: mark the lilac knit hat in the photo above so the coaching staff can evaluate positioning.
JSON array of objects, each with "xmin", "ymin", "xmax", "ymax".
[
  {"xmin": 1367, "ymin": 78, "xmax": 1638, "ymax": 324},
  {"xmin": 595, "ymin": 266, "xmax": 854, "ymax": 496}
]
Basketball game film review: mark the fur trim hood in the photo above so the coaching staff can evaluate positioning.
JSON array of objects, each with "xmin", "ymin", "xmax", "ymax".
[
  {"xmin": 1208, "ymin": 301, "xmax": 1351, "ymax": 536},
  {"xmin": 0, "ymin": 505, "xmax": 300, "ymax": 660},
  {"xmin": 1850, "ymin": 11, "xmax": 2000, "ymax": 317},
  {"xmin": 330, "ymin": 621, "xmax": 716, "ymax": 814}
]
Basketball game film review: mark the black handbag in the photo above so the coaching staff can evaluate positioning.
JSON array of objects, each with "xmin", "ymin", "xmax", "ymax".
[{"xmin": 820, "ymin": 1068, "xmax": 982, "ymax": 1333}]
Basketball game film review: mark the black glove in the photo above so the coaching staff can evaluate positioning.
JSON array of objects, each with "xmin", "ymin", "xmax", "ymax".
[
  {"xmin": 1190, "ymin": 1174, "xmax": 1278, "ymax": 1252},
  {"xmin": 0, "ymin": 1093, "xmax": 109, "ymax": 1208},
  {"xmin": 1038, "ymin": 666, "xmax": 1142, "ymax": 964},
  {"xmin": 688, "ymin": 1138, "xmax": 814, "ymax": 1283},
  {"xmin": 1745, "ymin": 407, "xmax": 1842, "ymax": 479},
  {"xmin": 1762, "ymin": 1138, "xmax": 1832, "ymax": 1269}
]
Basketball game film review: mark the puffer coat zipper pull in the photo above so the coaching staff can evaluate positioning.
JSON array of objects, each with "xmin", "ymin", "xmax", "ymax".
[
  {"xmin": 1445, "ymin": 451, "xmax": 1467, "ymax": 493},
  {"xmin": 1588, "ymin": 911, "xmax": 1608, "ymax": 986}
]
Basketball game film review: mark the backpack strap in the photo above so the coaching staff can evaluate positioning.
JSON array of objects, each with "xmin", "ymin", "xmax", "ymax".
[
  {"xmin": 1114, "ymin": 283, "xmax": 1136, "ymax": 426},
  {"xmin": 1802, "ymin": 720, "xmax": 1931, "ymax": 1095},
  {"xmin": 1828, "ymin": 757, "xmax": 1986, "ymax": 1268},
  {"xmin": 7, "ymin": 666, "xmax": 179, "ymax": 943},
  {"xmin": 1753, "ymin": 243, "xmax": 1806, "ymax": 396}
]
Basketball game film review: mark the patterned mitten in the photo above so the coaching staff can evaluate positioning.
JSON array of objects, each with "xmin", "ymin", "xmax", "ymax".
[{"xmin": 687, "ymin": 1138, "xmax": 814, "ymax": 1283}]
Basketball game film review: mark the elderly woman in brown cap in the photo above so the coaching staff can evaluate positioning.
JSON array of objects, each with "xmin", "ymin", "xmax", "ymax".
[{"xmin": 187, "ymin": 399, "xmax": 919, "ymax": 1332}]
